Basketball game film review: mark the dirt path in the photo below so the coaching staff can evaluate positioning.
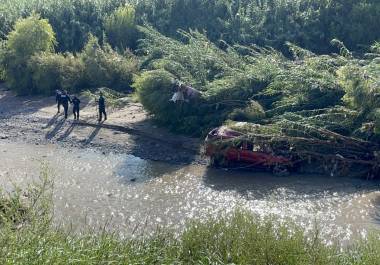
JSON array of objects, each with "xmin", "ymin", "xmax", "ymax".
[{"xmin": 0, "ymin": 86, "xmax": 203, "ymax": 164}]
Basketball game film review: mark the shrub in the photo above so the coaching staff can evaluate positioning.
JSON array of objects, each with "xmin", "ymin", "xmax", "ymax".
[
  {"xmin": 3, "ymin": 14, "xmax": 56, "ymax": 94},
  {"xmin": 81, "ymin": 35, "xmax": 138, "ymax": 91},
  {"xmin": 134, "ymin": 69, "xmax": 175, "ymax": 123},
  {"xmin": 28, "ymin": 52, "xmax": 85, "ymax": 95}
]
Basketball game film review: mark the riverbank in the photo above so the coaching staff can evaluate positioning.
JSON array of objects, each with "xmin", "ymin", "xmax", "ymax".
[{"xmin": 0, "ymin": 86, "xmax": 203, "ymax": 164}]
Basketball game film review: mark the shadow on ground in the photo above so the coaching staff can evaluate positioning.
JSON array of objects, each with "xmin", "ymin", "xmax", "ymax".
[{"xmin": 203, "ymin": 166, "xmax": 380, "ymax": 199}]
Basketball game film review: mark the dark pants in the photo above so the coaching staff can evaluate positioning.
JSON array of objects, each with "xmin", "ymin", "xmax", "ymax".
[
  {"xmin": 73, "ymin": 107, "xmax": 79, "ymax": 120},
  {"xmin": 63, "ymin": 103, "xmax": 69, "ymax": 119},
  {"xmin": 57, "ymin": 101, "xmax": 61, "ymax": 113},
  {"xmin": 99, "ymin": 107, "xmax": 107, "ymax": 121}
]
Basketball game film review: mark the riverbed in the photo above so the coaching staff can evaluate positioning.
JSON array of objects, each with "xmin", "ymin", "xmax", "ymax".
[{"xmin": 1, "ymin": 141, "xmax": 379, "ymax": 244}]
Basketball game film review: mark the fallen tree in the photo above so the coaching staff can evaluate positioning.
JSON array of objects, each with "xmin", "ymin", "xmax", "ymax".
[{"xmin": 135, "ymin": 28, "xmax": 380, "ymax": 177}]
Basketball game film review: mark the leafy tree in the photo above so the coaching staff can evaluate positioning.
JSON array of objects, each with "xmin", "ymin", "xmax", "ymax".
[
  {"xmin": 104, "ymin": 4, "xmax": 138, "ymax": 51},
  {"xmin": 2, "ymin": 14, "xmax": 56, "ymax": 94}
]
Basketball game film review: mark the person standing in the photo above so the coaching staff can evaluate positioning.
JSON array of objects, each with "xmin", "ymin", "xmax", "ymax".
[
  {"xmin": 72, "ymin": 96, "xmax": 81, "ymax": 120},
  {"xmin": 56, "ymin": 90, "xmax": 62, "ymax": 113},
  {"xmin": 98, "ymin": 92, "xmax": 107, "ymax": 122},
  {"xmin": 60, "ymin": 91, "xmax": 72, "ymax": 119}
]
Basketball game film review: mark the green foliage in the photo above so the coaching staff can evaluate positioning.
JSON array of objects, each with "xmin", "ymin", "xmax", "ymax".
[
  {"xmin": 265, "ymin": 55, "xmax": 345, "ymax": 116},
  {"xmin": 2, "ymin": 0, "xmax": 380, "ymax": 54},
  {"xmin": 137, "ymin": 28, "xmax": 277, "ymax": 134},
  {"xmin": 25, "ymin": 35, "xmax": 138, "ymax": 95},
  {"xmin": 104, "ymin": 4, "xmax": 138, "ymax": 51},
  {"xmin": 7, "ymin": 14, "xmax": 56, "ymax": 59},
  {"xmin": 136, "ymin": 27, "xmax": 380, "ymax": 142},
  {"xmin": 134, "ymin": 69, "xmax": 175, "ymax": 121},
  {"xmin": 28, "ymin": 52, "xmax": 85, "ymax": 95},
  {"xmin": 81, "ymin": 34, "xmax": 138, "ymax": 91},
  {"xmin": 229, "ymin": 100, "xmax": 266, "ymax": 122},
  {"xmin": 0, "ymin": 0, "xmax": 126, "ymax": 52},
  {"xmin": 2, "ymin": 14, "xmax": 56, "ymax": 94},
  {"xmin": 135, "ymin": 0, "xmax": 380, "ymax": 53}
]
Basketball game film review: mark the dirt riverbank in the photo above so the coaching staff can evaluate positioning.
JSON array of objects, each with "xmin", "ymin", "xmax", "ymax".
[{"xmin": 0, "ymin": 86, "xmax": 203, "ymax": 164}]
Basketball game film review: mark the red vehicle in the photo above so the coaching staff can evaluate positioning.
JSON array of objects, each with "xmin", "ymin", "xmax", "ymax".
[{"xmin": 205, "ymin": 127, "xmax": 293, "ymax": 175}]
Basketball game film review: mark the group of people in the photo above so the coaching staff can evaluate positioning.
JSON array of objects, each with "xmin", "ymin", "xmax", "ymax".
[{"xmin": 55, "ymin": 90, "xmax": 107, "ymax": 122}]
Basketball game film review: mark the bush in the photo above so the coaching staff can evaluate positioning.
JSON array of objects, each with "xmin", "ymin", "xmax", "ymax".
[
  {"xmin": 2, "ymin": 14, "xmax": 56, "ymax": 94},
  {"xmin": 134, "ymin": 69, "xmax": 175, "ymax": 123},
  {"xmin": 81, "ymin": 35, "xmax": 138, "ymax": 91},
  {"xmin": 28, "ymin": 52, "xmax": 85, "ymax": 95},
  {"xmin": 104, "ymin": 4, "xmax": 138, "ymax": 51}
]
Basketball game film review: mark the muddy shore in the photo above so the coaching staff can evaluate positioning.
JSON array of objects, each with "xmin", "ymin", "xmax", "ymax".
[{"xmin": 0, "ymin": 86, "xmax": 203, "ymax": 164}]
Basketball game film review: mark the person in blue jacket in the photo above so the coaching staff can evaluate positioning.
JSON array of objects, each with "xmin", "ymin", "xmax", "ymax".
[{"xmin": 98, "ymin": 92, "xmax": 107, "ymax": 122}]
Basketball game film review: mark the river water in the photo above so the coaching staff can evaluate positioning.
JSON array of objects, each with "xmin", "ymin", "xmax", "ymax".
[{"xmin": 1, "ymin": 141, "xmax": 379, "ymax": 244}]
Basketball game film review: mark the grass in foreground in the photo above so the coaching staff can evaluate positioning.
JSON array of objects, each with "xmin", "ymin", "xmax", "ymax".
[{"xmin": 0, "ymin": 176, "xmax": 379, "ymax": 265}]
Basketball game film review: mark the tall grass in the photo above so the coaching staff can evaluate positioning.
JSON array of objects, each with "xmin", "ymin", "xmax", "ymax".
[{"xmin": 1, "ymin": 175, "xmax": 379, "ymax": 264}]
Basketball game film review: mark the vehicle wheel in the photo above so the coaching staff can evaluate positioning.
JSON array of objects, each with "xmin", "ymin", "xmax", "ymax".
[{"xmin": 273, "ymin": 165, "xmax": 290, "ymax": 177}]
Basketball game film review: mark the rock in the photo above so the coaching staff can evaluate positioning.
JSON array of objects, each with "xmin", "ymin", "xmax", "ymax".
[{"xmin": 0, "ymin": 134, "xmax": 9, "ymax": 139}]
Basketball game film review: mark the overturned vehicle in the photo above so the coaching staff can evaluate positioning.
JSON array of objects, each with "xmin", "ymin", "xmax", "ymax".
[{"xmin": 205, "ymin": 123, "xmax": 380, "ymax": 179}]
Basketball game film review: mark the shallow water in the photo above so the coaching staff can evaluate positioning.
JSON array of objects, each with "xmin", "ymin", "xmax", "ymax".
[{"xmin": 0, "ymin": 141, "xmax": 379, "ymax": 243}]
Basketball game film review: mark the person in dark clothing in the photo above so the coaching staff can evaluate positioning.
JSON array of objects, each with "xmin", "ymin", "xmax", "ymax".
[
  {"xmin": 56, "ymin": 90, "xmax": 62, "ymax": 113},
  {"xmin": 72, "ymin": 96, "xmax": 81, "ymax": 120},
  {"xmin": 98, "ymin": 93, "xmax": 107, "ymax": 122},
  {"xmin": 60, "ymin": 91, "xmax": 72, "ymax": 119}
]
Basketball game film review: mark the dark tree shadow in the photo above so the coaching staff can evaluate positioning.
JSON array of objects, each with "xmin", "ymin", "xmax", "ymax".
[
  {"xmin": 43, "ymin": 113, "xmax": 60, "ymax": 129},
  {"xmin": 203, "ymin": 167, "xmax": 380, "ymax": 199},
  {"xmin": 84, "ymin": 122, "xmax": 103, "ymax": 145},
  {"xmin": 56, "ymin": 122, "xmax": 77, "ymax": 141},
  {"xmin": 45, "ymin": 118, "xmax": 65, "ymax": 140},
  {"xmin": 127, "ymin": 119, "xmax": 201, "ymax": 164}
]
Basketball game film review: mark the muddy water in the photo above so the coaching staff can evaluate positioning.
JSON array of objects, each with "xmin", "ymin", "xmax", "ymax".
[{"xmin": 1, "ymin": 141, "xmax": 379, "ymax": 243}]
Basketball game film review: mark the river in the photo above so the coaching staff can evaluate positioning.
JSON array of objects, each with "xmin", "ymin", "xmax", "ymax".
[{"xmin": 1, "ymin": 141, "xmax": 379, "ymax": 244}]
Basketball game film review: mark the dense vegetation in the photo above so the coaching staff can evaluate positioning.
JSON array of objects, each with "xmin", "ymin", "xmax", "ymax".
[
  {"xmin": 1, "ymin": 179, "xmax": 380, "ymax": 264},
  {"xmin": 0, "ymin": 0, "xmax": 380, "ymax": 141},
  {"xmin": 135, "ymin": 27, "xmax": 380, "ymax": 138},
  {"xmin": 1, "ymin": 0, "xmax": 380, "ymax": 54}
]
